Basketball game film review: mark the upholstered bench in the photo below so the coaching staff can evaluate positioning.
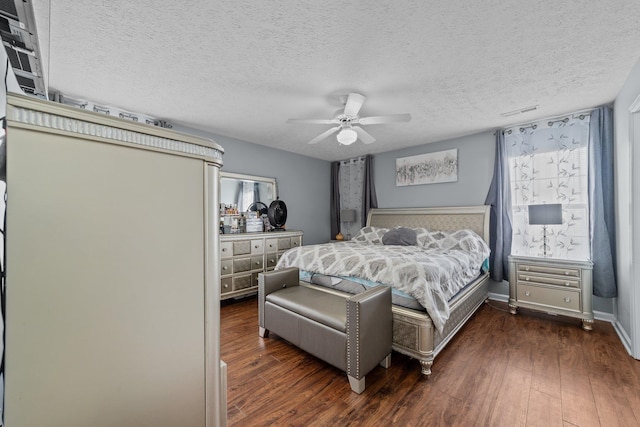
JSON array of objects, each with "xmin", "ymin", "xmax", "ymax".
[{"xmin": 258, "ymin": 267, "xmax": 392, "ymax": 394}]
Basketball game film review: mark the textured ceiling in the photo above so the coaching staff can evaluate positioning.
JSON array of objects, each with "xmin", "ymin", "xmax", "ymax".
[{"xmin": 31, "ymin": 0, "xmax": 640, "ymax": 161}]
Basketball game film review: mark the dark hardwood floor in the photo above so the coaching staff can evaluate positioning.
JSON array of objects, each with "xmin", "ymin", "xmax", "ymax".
[{"xmin": 221, "ymin": 297, "xmax": 640, "ymax": 427}]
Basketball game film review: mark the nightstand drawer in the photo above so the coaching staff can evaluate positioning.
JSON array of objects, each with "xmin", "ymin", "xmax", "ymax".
[
  {"xmin": 517, "ymin": 273, "xmax": 580, "ymax": 288},
  {"xmin": 517, "ymin": 284, "xmax": 580, "ymax": 312},
  {"xmin": 517, "ymin": 263, "xmax": 580, "ymax": 278}
]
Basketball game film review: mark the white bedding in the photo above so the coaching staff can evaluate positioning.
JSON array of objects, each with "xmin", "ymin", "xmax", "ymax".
[{"xmin": 276, "ymin": 228, "xmax": 490, "ymax": 332}]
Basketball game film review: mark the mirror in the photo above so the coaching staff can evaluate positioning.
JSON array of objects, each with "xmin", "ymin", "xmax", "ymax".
[{"xmin": 220, "ymin": 172, "xmax": 277, "ymax": 214}]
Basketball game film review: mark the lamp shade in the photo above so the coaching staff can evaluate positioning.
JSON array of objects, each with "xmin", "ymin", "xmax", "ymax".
[
  {"xmin": 528, "ymin": 204, "xmax": 562, "ymax": 225},
  {"xmin": 340, "ymin": 209, "xmax": 356, "ymax": 223},
  {"xmin": 336, "ymin": 128, "xmax": 357, "ymax": 145}
]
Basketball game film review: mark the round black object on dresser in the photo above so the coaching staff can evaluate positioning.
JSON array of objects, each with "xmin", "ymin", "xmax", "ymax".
[{"xmin": 268, "ymin": 199, "xmax": 287, "ymax": 231}]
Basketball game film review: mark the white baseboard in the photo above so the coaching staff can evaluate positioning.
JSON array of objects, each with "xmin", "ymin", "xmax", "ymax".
[
  {"xmin": 613, "ymin": 321, "xmax": 633, "ymax": 357},
  {"xmin": 593, "ymin": 310, "xmax": 616, "ymax": 323},
  {"xmin": 487, "ymin": 292, "xmax": 508, "ymax": 303}
]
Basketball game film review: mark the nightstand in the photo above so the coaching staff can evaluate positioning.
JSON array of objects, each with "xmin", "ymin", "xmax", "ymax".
[{"xmin": 508, "ymin": 255, "xmax": 594, "ymax": 331}]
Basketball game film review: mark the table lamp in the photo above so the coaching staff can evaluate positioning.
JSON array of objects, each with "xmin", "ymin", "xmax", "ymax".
[
  {"xmin": 528, "ymin": 203, "xmax": 562, "ymax": 258},
  {"xmin": 340, "ymin": 209, "xmax": 357, "ymax": 240}
]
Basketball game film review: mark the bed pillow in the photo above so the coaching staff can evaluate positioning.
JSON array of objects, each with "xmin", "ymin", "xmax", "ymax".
[
  {"xmin": 413, "ymin": 227, "xmax": 431, "ymax": 247},
  {"xmin": 350, "ymin": 226, "xmax": 388, "ymax": 244},
  {"xmin": 382, "ymin": 227, "xmax": 418, "ymax": 246}
]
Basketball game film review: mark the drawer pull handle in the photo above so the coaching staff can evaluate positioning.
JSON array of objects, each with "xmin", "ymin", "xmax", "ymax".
[
  {"xmin": 222, "ymin": 248, "xmax": 227, "ymax": 252},
  {"xmin": 564, "ymin": 271, "xmax": 570, "ymax": 275},
  {"xmin": 525, "ymin": 276, "xmax": 530, "ymax": 281},
  {"xmin": 223, "ymin": 266, "xmax": 228, "ymax": 271},
  {"xmin": 525, "ymin": 291, "xmax": 531, "ymax": 297},
  {"xmin": 255, "ymin": 262, "xmax": 261, "ymax": 265},
  {"xmin": 255, "ymin": 245, "xmax": 259, "ymax": 248},
  {"xmin": 564, "ymin": 297, "xmax": 571, "ymax": 303},
  {"xmin": 223, "ymin": 284, "xmax": 229, "ymax": 289},
  {"xmin": 565, "ymin": 282, "xmax": 570, "ymax": 286},
  {"xmin": 524, "ymin": 266, "xmax": 530, "ymax": 271}
]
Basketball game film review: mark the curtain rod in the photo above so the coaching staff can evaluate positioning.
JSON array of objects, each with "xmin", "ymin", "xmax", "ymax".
[
  {"xmin": 340, "ymin": 156, "xmax": 366, "ymax": 164},
  {"xmin": 494, "ymin": 107, "xmax": 597, "ymax": 135}
]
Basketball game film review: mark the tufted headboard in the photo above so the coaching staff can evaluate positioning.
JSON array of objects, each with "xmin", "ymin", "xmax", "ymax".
[{"xmin": 366, "ymin": 205, "xmax": 491, "ymax": 244}]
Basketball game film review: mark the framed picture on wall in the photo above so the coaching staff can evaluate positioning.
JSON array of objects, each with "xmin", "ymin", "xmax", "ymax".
[{"xmin": 395, "ymin": 149, "xmax": 458, "ymax": 186}]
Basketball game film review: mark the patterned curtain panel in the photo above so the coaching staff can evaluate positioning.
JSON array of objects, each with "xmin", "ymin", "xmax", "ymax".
[
  {"xmin": 507, "ymin": 114, "xmax": 591, "ymax": 260},
  {"xmin": 339, "ymin": 157, "xmax": 365, "ymax": 237}
]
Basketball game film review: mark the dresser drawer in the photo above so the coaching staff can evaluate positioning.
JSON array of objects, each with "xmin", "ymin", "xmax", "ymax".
[
  {"xmin": 233, "ymin": 258, "xmax": 251, "ymax": 273},
  {"xmin": 232, "ymin": 256, "xmax": 263, "ymax": 273},
  {"xmin": 265, "ymin": 253, "xmax": 278, "ymax": 270},
  {"xmin": 265, "ymin": 238, "xmax": 278, "ymax": 253},
  {"xmin": 233, "ymin": 274, "xmax": 253, "ymax": 291},
  {"xmin": 517, "ymin": 263, "xmax": 580, "ymax": 278},
  {"xmin": 221, "ymin": 277, "xmax": 233, "ymax": 294},
  {"xmin": 233, "ymin": 240, "xmax": 251, "ymax": 256},
  {"xmin": 251, "ymin": 239, "xmax": 264, "ymax": 254},
  {"xmin": 278, "ymin": 237, "xmax": 292, "ymax": 250},
  {"xmin": 220, "ymin": 241, "xmax": 233, "ymax": 258},
  {"xmin": 516, "ymin": 272, "xmax": 580, "ymax": 289},
  {"xmin": 290, "ymin": 236, "xmax": 301, "ymax": 249},
  {"xmin": 517, "ymin": 284, "xmax": 580, "ymax": 312},
  {"xmin": 251, "ymin": 256, "xmax": 264, "ymax": 270},
  {"xmin": 220, "ymin": 259, "xmax": 233, "ymax": 276}
]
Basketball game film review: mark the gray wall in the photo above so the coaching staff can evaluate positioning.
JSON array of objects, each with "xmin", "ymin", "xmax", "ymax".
[
  {"xmin": 172, "ymin": 126, "xmax": 331, "ymax": 245},
  {"xmin": 373, "ymin": 131, "xmax": 495, "ymax": 208}
]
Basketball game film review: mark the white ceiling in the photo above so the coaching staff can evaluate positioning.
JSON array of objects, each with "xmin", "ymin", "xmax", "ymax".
[{"xmin": 31, "ymin": 1, "xmax": 640, "ymax": 161}]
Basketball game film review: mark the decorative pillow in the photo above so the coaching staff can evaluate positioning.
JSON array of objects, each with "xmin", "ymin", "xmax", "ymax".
[
  {"xmin": 350, "ymin": 226, "xmax": 388, "ymax": 244},
  {"xmin": 382, "ymin": 227, "xmax": 418, "ymax": 246}
]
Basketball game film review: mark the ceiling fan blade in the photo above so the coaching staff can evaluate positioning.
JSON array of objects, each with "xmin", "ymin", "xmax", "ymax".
[
  {"xmin": 287, "ymin": 118, "xmax": 339, "ymax": 124},
  {"xmin": 358, "ymin": 113, "xmax": 412, "ymax": 125},
  {"xmin": 343, "ymin": 93, "xmax": 366, "ymax": 117},
  {"xmin": 308, "ymin": 126, "xmax": 341, "ymax": 144},
  {"xmin": 353, "ymin": 126, "xmax": 376, "ymax": 144}
]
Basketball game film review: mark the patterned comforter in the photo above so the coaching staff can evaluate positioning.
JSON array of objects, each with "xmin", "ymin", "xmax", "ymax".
[{"xmin": 275, "ymin": 229, "xmax": 490, "ymax": 332}]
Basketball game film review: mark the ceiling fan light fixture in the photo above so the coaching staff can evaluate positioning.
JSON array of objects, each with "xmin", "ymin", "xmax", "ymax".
[{"xmin": 337, "ymin": 128, "xmax": 358, "ymax": 145}]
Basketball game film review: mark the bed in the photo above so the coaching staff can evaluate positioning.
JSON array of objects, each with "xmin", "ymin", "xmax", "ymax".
[{"xmin": 275, "ymin": 205, "xmax": 491, "ymax": 376}]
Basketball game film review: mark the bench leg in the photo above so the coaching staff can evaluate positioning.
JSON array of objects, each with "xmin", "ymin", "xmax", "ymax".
[
  {"xmin": 348, "ymin": 375, "xmax": 366, "ymax": 394},
  {"xmin": 379, "ymin": 353, "xmax": 391, "ymax": 369},
  {"xmin": 259, "ymin": 327, "xmax": 269, "ymax": 338}
]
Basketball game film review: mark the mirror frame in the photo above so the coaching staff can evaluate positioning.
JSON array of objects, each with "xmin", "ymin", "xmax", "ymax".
[{"xmin": 219, "ymin": 171, "xmax": 278, "ymax": 213}]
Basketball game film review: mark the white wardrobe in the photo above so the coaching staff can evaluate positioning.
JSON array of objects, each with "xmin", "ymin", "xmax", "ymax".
[{"xmin": 3, "ymin": 94, "xmax": 225, "ymax": 426}]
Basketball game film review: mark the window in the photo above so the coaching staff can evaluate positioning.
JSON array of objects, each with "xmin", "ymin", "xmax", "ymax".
[{"xmin": 506, "ymin": 114, "xmax": 590, "ymax": 260}]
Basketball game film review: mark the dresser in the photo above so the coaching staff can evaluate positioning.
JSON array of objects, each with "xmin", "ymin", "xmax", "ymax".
[
  {"xmin": 220, "ymin": 230, "xmax": 303, "ymax": 299},
  {"xmin": 508, "ymin": 255, "xmax": 594, "ymax": 330}
]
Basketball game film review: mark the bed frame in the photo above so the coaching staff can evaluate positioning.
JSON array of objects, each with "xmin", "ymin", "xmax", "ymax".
[{"xmin": 302, "ymin": 205, "xmax": 491, "ymax": 376}]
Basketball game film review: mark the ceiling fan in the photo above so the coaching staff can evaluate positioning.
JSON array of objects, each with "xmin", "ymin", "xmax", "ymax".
[{"xmin": 286, "ymin": 93, "xmax": 411, "ymax": 145}]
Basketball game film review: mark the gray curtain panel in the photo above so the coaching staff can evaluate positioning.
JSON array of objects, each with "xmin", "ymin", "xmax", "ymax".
[
  {"xmin": 330, "ymin": 161, "xmax": 341, "ymax": 239},
  {"xmin": 484, "ymin": 131, "xmax": 513, "ymax": 282},
  {"xmin": 362, "ymin": 155, "xmax": 378, "ymax": 227},
  {"xmin": 589, "ymin": 106, "xmax": 617, "ymax": 297}
]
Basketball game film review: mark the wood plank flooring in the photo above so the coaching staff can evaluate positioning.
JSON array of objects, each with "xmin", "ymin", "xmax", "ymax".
[{"xmin": 221, "ymin": 297, "xmax": 640, "ymax": 426}]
